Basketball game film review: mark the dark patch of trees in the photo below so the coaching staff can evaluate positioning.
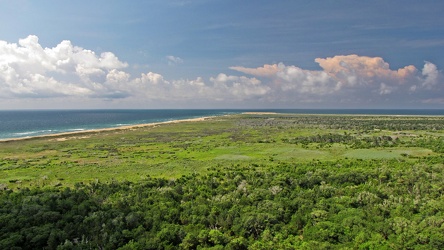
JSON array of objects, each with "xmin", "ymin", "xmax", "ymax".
[{"xmin": 1, "ymin": 159, "xmax": 444, "ymax": 249}]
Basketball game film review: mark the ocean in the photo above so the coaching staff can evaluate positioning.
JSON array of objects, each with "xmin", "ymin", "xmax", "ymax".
[{"xmin": 0, "ymin": 109, "xmax": 443, "ymax": 140}]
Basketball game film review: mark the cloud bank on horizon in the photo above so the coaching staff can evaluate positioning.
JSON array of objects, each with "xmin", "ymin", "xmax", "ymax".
[{"xmin": 0, "ymin": 35, "xmax": 442, "ymax": 108}]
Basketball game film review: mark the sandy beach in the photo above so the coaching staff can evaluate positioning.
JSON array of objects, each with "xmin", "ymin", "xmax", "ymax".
[{"xmin": 0, "ymin": 116, "xmax": 213, "ymax": 143}]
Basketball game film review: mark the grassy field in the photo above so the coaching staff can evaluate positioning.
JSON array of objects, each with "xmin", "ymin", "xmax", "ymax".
[{"xmin": 1, "ymin": 113, "xmax": 443, "ymax": 189}]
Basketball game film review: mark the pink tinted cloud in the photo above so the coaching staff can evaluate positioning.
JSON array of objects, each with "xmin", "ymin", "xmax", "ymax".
[
  {"xmin": 315, "ymin": 54, "xmax": 417, "ymax": 87},
  {"xmin": 229, "ymin": 64, "xmax": 281, "ymax": 77}
]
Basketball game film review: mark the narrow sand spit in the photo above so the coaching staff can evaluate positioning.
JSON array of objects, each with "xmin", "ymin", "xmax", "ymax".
[
  {"xmin": 0, "ymin": 116, "xmax": 212, "ymax": 143},
  {"xmin": 242, "ymin": 112, "xmax": 278, "ymax": 115}
]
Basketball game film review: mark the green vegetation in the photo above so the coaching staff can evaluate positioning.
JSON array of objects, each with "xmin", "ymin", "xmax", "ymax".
[{"xmin": 1, "ymin": 114, "xmax": 443, "ymax": 249}]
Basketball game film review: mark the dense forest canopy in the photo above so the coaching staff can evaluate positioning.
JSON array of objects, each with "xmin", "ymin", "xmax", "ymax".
[{"xmin": 1, "ymin": 114, "xmax": 443, "ymax": 249}]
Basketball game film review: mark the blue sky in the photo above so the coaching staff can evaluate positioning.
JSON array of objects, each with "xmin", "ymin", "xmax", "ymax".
[{"xmin": 0, "ymin": 0, "xmax": 443, "ymax": 109}]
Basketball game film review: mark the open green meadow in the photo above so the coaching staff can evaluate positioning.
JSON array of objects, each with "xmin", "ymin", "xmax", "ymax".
[
  {"xmin": 1, "ymin": 114, "xmax": 442, "ymax": 189},
  {"xmin": 1, "ymin": 113, "xmax": 444, "ymax": 249}
]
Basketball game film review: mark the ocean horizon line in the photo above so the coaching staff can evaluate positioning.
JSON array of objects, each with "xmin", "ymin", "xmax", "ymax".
[
  {"xmin": 1, "ymin": 108, "xmax": 444, "ymax": 111},
  {"xmin": 1, "ymin": 109, "xmax": 443, "ymax": 140}
]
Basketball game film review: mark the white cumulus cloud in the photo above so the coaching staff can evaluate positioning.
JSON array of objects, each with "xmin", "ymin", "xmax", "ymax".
[
  {"xmin": 230, "ymin": 54, "xmax": 443, "ymax": 104},
  {"xmin": 0, "ymin": 36, "xmax": 442, "ymax": 108},
  {"xmin": 0, "ymin": 35, "xmax": 128, "ymax": 99},
  {"xmin": 421, "ymin": 61, "xmax": 439, "ymax": 89},
  {"xmin": 166, "ymin": 55, "xmax": 184, "ymax": 65}
]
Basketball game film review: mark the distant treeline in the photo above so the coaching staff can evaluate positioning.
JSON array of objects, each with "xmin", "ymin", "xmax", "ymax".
[
  {"xmin": 279, "ymin": 133, "xmax": 444, "ymax": 152},
  {"xmin": 239, "ymin": 114, "xmax": 444, "ymax": 131}
]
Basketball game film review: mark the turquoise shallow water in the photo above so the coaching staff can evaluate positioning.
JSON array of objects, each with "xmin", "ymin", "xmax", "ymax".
[{"xmin": 0, "ymin": 109, "xmax": 442, "ymax": 140}]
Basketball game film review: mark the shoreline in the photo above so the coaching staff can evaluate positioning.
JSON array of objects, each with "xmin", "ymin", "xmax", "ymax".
[
  {"xmin": 1, "ymin": 111, "xmax": 443, "ymax": 143},
  {"xmin": 0, "ymin": 116, "xmax": 215, "ymax": 143}
]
